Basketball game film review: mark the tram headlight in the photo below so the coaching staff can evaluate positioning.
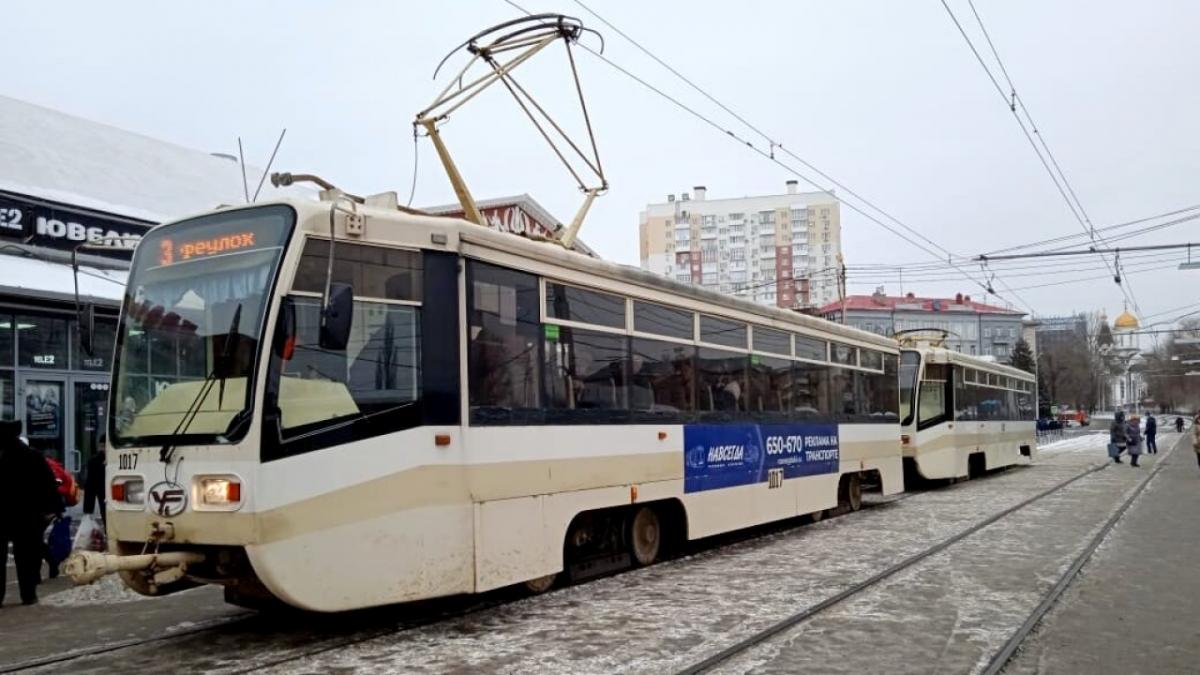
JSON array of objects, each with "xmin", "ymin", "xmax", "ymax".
[
  {"xmin": 196, "ymin": 476, "xmax": 242, "ymax": 507},
  {"xmin": 113, "ymin": 477, "xmax": 145, "ymax": 504}
]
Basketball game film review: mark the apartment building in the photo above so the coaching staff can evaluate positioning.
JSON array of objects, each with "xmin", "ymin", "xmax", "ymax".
[{"xmin": 639, "ymin": 181, "xmax": 842, "ymax": 309}]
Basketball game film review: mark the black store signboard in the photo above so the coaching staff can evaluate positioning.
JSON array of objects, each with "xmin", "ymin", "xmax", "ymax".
[{"xmin": 0, "ymin": 190, "xmax": 153, "ymax": 258}]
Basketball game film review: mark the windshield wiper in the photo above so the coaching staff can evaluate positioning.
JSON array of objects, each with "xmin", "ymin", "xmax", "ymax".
[{"xmin": 159, "ymin": 303, "xmax": 243, "ymax": 464}]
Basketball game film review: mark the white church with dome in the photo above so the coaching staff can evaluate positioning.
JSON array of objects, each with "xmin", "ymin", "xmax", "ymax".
[{"xmin": 1105, "ymin": 307, "xmax": 1146, "ymax": 412}]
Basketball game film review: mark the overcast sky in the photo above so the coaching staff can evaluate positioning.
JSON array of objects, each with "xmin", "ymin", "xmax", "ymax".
[{"xmin": 4, "ymin": 1, "xmax": 1198, "ymax": 322}]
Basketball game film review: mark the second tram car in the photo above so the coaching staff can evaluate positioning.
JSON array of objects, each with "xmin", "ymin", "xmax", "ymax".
[
  {"xmin": 68, "ymin": 195, "xmax": 906, "ymax": 611},
  {"xmin": 899, "ymin": 345, "xmax": 1037, "ymax": 481}
]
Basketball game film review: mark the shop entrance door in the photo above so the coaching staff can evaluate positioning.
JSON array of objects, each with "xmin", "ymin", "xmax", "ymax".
[
  {"xmin": 72, "ymin": 377, "xmax": 110, "ymax": 477},
  {"xmin": 19, "ymin": 375, "xmax": 66, "ymax": 467}
]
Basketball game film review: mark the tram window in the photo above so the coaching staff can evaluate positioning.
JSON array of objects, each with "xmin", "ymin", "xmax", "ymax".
[
  {"xmin": 294, "ymin": 239, "xmax": 423, "ymax": 301},
  {"xmin": 467, "ymin": 262, "xmax": 542, "ymax": 424},
  {"xmin": 899, "ymin": 351, "xmax": 920, "ymax": 426},
  {"xmin": 633, "ymin": 301, "xmax": 694, "ymax": 340},
  {"xmin": 545, "ymin": 282, "xmax": 626, "ymax": 329},
  {"xmin": 696, "ymin": 347, "xmax": 748, "ymax": 419},
  {"xmin": 747, "ymin": 354, "xmax": 791, "ymax": 422},
  {"xmin": 954, "ymin": 378, "xmax": 973, "ymax": 421},
  {"xmin": 866, "ymin": 354, "xmax": 899, "ymax": 421},
  {"xmin": 752, "ymin": 327, "xmax": 791, "ymax": 356},
  {"xmin": 629, "ymin": 338, "xmax": 694, "ymax": 421},
  {"xmin": 792, "ymin": 362, "xmax": 831, "ymax": 419},
  {"xmin": 831, "ymin": 343, "xmax": 857, "ymax": 367},
  {"xmin": 700, "ymin": 315, "xmax": 748, "ymax": 349},
  {"xmin": 829, "ymin": 366, "xmax": 860, "ymax": 420},
  {"xmin": 1016, "ymin": 390, "xmax": 1035, "ymax": 420},
  {"xmin": 795, "ymin": 336, "xmax": 827, "ymax": 361},
  {"xmin": 543, "ymin": 327, "xmax": 629, "ymax": 422},
  {"xmin": 859, "ymin": 349, "xmax": 883, "ymax": 371},
  {"xmin": 918, "ymin": 364, "xmax": 948, "ymax": 428},
  {"xmin": 275, "ymin": 297, "xmax": 422, "ymax": 431}
]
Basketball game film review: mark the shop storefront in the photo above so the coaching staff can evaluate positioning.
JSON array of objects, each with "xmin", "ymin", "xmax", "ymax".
[{"xmin": 0, "ymin": 189, "xmax": 151, "ymax": 473}]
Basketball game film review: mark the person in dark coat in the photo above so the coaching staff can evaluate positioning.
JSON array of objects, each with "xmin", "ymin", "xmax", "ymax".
[
  {"xmin": 0, "ymin": 421, "xmax": 62, "ymax": 606},
  {"xmin": 1126, "ymin": 415, "xmax": 1144, "ymax": 468},
  {"xmin": 1177, "ymin": 416, "xmax": 1186, "ymax": 434},
  {"xmin": 1145, "ymin": 415, "xmax": 1158, "ymax": 454},
  {"xmin": 83, "ymin": 433, "xmax": 107, "ymax": 522},
  {"xmin": 1109, "ymin": 411, "xmax": 1129, "ymax": 464}
]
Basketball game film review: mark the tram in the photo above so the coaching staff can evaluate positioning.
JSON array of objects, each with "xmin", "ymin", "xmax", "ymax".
[
  {"xmin": 65, "ymin": 195, "xmax": 906, "ymax": 611},
  {"xmin": 898, "ymin": 339, "xmax": 1037, "ymax": 482}
]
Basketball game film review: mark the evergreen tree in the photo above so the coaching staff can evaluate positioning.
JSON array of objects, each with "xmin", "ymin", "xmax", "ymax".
[{"xmin": 1009, "ymin": 337, "xmax": 1035, "ymax": 373}]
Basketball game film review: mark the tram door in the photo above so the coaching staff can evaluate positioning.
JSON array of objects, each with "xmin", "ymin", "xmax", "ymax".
[{"xmin": 19, "ymin": 375, "xmax": 66, "ymax": 467}]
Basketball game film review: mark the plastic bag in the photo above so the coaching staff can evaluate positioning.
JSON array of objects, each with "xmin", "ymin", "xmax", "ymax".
[
  {"xmin": 48, "ymin": 515, "xmax": 72, "ymax": 563},
  {"xmin": 72, "ymin": 514, "xmax": 107, "ymax": 552}
]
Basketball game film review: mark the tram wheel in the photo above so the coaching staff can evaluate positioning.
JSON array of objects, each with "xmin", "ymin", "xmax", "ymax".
[
  {"xmin": 840, "ymin": 474, "xmax": 863, "ymax": 512},
  {"xmin": 629, "ymin": 506, "xmax": 662, "ymax": 566},
  {"xmin": 524, "ymin": 573, "xmax": 557, "ymax": 594}
]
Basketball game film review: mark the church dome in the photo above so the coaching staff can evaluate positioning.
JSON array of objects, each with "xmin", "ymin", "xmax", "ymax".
[{"xmin": 1113, "ymin": 310, "xmax": 1139, "ymax": 330}]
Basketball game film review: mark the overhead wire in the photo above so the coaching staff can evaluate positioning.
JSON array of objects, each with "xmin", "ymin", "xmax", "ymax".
[
  {"xmin": 941, "ymin": 0, "xmax": 1154, "ymax": 339},
  {"xmin": 500, "ymin": 0, "xmax": 1032, "ymax": 313}
]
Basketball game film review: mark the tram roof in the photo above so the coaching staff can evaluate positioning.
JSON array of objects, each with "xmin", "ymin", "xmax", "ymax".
[
  {"xmin": 257, "ymin": 196, "xmax": 900, "ymax": 352},
  {"xmin": 918, "ymin": 346, "xmax": 1034, "ymax": 380}
]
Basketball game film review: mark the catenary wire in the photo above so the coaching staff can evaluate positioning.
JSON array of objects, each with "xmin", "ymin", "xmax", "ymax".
[{"xmin": 499, "ymin": 0, "xmax": 1031, "ymax": 313}]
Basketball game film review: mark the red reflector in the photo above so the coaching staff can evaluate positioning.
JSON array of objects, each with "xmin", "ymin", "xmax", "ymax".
[
  {"xmin": 112, "ymin": 482, "xmax": 126, "ymax": 502},
  {"xmin": 227, "ymin": 482, "xmax": 241, "ymax": 502},
  {"xmin": 282, "ymin": 335, "xmax": 296, "ymax": 361},
  {"xmin": 435, "ymin": 434, "xmax": 451, "ymax": 446},
  {"xmin": 901, "ymin": 434, "xmax": 911, "ymax": 445}
]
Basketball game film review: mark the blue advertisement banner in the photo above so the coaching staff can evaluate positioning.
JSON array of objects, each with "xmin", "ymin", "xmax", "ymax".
[{"xmin": 684, "ymin": 423, "xmax": 840, "ymax": 493}]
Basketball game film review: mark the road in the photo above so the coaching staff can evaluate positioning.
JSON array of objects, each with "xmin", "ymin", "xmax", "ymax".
[{"xmin": 1, "ymin": 432, "xmax": 1195, "ymax": 674}]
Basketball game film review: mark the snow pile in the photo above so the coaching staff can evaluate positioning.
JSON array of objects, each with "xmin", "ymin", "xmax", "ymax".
[
  {"xmin": 42, "ymin": 575, "xmax": 154, "ymax": 607},
  {"xmin": 1039, "ymin": 432, "xmax": 1110, "ymax": 455}
]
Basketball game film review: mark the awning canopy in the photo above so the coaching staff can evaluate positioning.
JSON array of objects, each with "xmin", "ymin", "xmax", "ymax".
[{"xmin": 0, "ymin": 253, "xmax": 127, "ymax": 306}]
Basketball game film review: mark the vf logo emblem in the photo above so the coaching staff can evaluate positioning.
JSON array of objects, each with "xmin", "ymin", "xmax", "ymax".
[{"xmin": 148, "ymin": 481, "xmax": 188, "ymax": 517}]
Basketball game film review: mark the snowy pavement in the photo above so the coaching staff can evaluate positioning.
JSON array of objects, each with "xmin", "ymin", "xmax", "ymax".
[{"xmin": 5, "ymin": 434, "xmax": 1184, "ymax": 674}]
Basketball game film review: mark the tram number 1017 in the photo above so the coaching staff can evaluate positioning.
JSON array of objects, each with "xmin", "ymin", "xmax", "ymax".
[{"xmin": 118, "ymin": 453, "xmax": 139, "ymax": 470}]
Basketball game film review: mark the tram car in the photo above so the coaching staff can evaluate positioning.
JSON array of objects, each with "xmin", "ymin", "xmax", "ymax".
[
  {"xmin": 898, "ymin": 338, "xmax": 1037, "ymax": 482},
  {"xmin": 66, "ymin": 194, "xmax": 906, "ymax": 611}
]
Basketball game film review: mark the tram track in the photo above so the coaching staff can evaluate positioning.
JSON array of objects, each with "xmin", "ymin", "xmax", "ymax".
[
  {"xmin": 673, "ymin": 436, "xmax": 1180, "ymax": 675},
  {"xmin": 672, "ymin": 458, "xmax": 1114, "ymax": 675},
  {"xmin": 0, "ymin": 612, "xmax": 254, "ymax": 674}
]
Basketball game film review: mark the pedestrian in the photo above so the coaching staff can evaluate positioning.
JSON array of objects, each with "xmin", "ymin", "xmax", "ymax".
[
  {"xmin": 1109, "ymin": 411, "xmax": 1128, "ymax": 464},
  {"xmin": 1145, "ymin": 414, "xmax": 1158, "ymax": 454},
  {"xmin": 83, "ymin": 433, "xmax": 107, "ymax": 522},
  {"xmin": 0, "ymin": 421, "xmax": 62, "ymax": 606},
  {"xmin": 1193, "ymin": 412, "xmax": 1200, "ymax": 472},
  {"xmin": 1126, "ymin": 415, "xmax": 1143, "ymax": 468},
  {"xmin": 1177, "ymin": 416, "xmax": 1186, "ymax": 434}
]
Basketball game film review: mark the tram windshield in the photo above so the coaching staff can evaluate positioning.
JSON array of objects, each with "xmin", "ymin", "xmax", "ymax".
[
  {"xmin": 898, "ymin": 350, "xmax": 920, "ymax": 426},
  {"xmin": 110, "ymin": 205, "xmax": 294, "ymax": 446}
]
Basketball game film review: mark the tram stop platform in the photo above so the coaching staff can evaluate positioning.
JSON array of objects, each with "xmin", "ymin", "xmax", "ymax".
[{"xmin": 1008, "ymin": 435, "xmax": 1200, "ymax": 674}]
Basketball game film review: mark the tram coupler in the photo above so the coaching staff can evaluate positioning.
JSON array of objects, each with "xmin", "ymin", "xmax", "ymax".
[{"xmin": 63, "ymin": 550, "xmax": 206, "ymax": 586}]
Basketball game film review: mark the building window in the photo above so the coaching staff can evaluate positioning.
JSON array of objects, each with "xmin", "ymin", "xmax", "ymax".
[{"xmin": 17, "ymin": 315, "xmax": 70, "ymax": 369}]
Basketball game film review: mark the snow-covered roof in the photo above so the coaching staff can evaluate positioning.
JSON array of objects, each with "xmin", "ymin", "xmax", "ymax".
[
  {"xmin": 0, "ymin": 95, "xmax": 309, "ymax": 223},
  {"xmin": 0, "ymin": 253, "xmax": 127, "ymax": 306}
]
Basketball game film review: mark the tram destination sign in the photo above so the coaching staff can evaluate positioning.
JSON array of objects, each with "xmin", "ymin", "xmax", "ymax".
[
  {"xmin": 683, "ymin": 423, "xmax": 840, "ymax": 493},
  {"xmin": 0, "ymin": 191, "xmax": 152, "ymax": 258}
]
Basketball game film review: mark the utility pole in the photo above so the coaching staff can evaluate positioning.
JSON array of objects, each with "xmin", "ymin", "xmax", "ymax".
[{"xmin": 837, "ymin": 253, "xmax": 847, "ymax": 325}]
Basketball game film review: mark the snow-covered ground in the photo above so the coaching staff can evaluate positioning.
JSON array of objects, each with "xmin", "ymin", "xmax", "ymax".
[{"xmin": 1037, "ymin": 431, "xmax": 1109, "ymax": 455}]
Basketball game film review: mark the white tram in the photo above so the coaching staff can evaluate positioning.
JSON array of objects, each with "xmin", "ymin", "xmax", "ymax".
[
  {"xmin": 67, "ymin": 195, "xmax": 905, "ymax": 611},
  {"xmin": 899, "ymin": 344, "xmax": 1037, "ymax": 482}
]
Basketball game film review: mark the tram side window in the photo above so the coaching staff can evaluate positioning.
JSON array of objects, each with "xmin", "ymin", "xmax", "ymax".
[
  {"xmin": 545, "ymin": 282, "xmax": 626, "ymax": 329},
  {"xmin": 829, "ymin": 366, "xmax": 860, "ymax": 420},
  {"xmin": 955, "ymin": 377, "xmax": 976, "ymax": 421},
  {"xmin": 468, "ymin": 262, "xmax": 542, "ymax": 424},
  {"xmin": 276, "ymin": 297, "xmax": 422, "ymax": 433},
  {"xmin": 695, "ymin": 347, "xmax": 748, "ymax": 420},
  {"xmin": 543, "ymin": 327, "xmax": 629, "ymax": 423},
  {"xmin": 629, "ymin": 338, "xmax": 694, "ymax": 422},
  {"xmin": 864, "ymin": 354, "xmax": 899, "ymax": 421},
  {"xmin": 918, "ymin": 364, "xmax": 948, "ymax": 428},
  {"xmin": 747, "ymin": 354, "xmax": 791, "ymax": 422},
  {"xmin": 792, "ymin": 362, "xmax": 830, "ymax": 419}
]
